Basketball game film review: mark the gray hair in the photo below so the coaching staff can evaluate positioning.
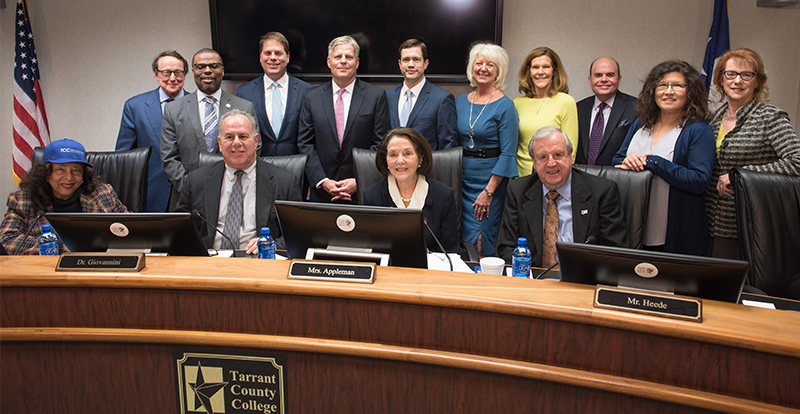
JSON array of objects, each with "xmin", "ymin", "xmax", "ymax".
[
  {"xmin": 528, "ymin": 126, "xmax": 573, "ymax": 156},
  {"xmin": 466, "ymin": 43, "xmax": 509, "ymax": 91},
  {"xmin": 219, "ymin": 109, "xmax": 258, "ymax": 135},
  {"xmin": 328, "ymin": 35, "xmax": 360, "ymax": 59}
]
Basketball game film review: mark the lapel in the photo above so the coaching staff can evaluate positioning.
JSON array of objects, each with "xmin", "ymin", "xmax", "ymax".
[
  {"xmin": 185, "ymin": 92, "xmax": 205, "ymax": 149},
  {"xmin": 281, "ymin": 76, "xmax": 301, "ymax": 139},
  {"xmin": 570, "ymin": 170, "xmax": 592, "ymax": 244},
  {"xmin": 206, "ymin": 162, "xmax": 226, "ymax": 227},
  {"xmin": 253, "ymin": 76, "xmax": 277, "ymax": 143},
  {"xmin": 578, "ymin": 99, "xmax": 592, "ymax": 159},
  {"xmin": 522, "ymin": 178, "xmax": 544, "ymax": 260},
  {"xmin": 599, "ymin": 93, "xmax": 626, "ymax": 153},
  {"xmin": 407, "ymin": 81, "xmax": 431, "ymax": 126},
  {"xmin": 343, "ymin": 79, "xmax": 367, "ymax": 145},
  {"xmin": 386, "ymin": 84, "xmax": 401, "ymax": 127},
  {"xmin": 255, "ymin": 160, "xmax": 277, "ymax": 227},
  {"xmin": 320, "ymin": 82, "xmax": 339, "ymax": 145},
  {"xmin": 145, "ymin": 88, "xmax": 164, "ymax": 140}
]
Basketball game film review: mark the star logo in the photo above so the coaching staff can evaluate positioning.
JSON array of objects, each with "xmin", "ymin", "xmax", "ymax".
[{"xmin": 186, "ymin": 362, "xmax": 228, "ymax": 414}]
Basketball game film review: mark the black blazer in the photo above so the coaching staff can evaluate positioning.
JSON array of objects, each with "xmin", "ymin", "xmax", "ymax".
[
  {"xmin": 496, "ymin": 169, "xmax": 629, "ymax": 265},
  {"xmin": 236, "ymin": 74, "xmax": 313, "ymax": 156},
  {"xmin": 176, "ymin": 159, "xmax": 302, "ymax": 249},
  {"xmin": 298, "ymin": 79, "xmax": 391, "ymax": 202},
  {"xmin": 575, "ymin": 91, "xmax": 638, "ymax": 166},
  {"xmin": 362, "ymin": 178, "xmax": 459, "ymax": 253}
]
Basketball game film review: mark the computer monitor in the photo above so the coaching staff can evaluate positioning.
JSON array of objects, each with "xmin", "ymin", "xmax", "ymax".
[
  {"xmin": 275, "ymin": 201, "xmax": 428, "ymax": 268},
  {"xmin": 556, "ymin": 242, "xmax": 749, "ymax": 303},
  {"xmin": 45, "ymin": 213, "xmax": 209, "ymax": 256}
]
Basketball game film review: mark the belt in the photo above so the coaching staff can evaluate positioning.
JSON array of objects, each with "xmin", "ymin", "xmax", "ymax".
[{"xmin": 463, "ymin": 147, "xmax": 501, "ymax": 158}]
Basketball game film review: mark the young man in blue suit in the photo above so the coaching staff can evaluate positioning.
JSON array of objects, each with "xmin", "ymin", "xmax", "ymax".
[
  {"xmin": 385, "ymin": 39, "xmax": 457, "ymax": 150},
  {"xmin": 236, "ymin": 32, "xmax": 312, "ymax": 156},
  {"xmin": 115, "ymin": 51, "xmax": 188, "ymax": 212},
  {"xmin": 298, "ymin": 35, "xmax": 390, "ymax": 203}
]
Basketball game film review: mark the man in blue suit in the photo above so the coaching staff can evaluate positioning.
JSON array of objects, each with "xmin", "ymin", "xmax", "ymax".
[
  {"xmin": 385, "ymin": 39, "xmax": 457, "ymax": 150},
  {"xmin": 115, "ymin": 51, "xmax": 188, "ymax": 212},
  {"xmin": 236, "ymin": 32, "xmax": 312, "ymax": 156},
  {"xmin": 298, "ymin": 35, "xmax": 390, "ymax": 203}
]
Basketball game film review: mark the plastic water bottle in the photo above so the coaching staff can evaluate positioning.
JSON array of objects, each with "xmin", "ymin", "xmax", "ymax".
[
  {"xmin": 512, "ymin": 237, "xmax": 531, "ymax": 278},
  {"xmin": 38, "ymin": 224, "xmax": 59, "ymax": 256},
  {"xmin": 257, "ymin": 227, "xmax": 275, "ymax": 259}
]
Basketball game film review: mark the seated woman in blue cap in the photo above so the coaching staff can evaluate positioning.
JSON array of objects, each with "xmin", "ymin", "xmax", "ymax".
[{"xmin": 0, "ymin": 139, "xmax": 127, "ymax": 254}]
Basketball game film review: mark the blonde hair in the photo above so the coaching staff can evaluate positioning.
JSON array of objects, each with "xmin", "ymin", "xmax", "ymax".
[{"xmin": 466, "ymin": 43, "xmax": 509, "ymax": 91}]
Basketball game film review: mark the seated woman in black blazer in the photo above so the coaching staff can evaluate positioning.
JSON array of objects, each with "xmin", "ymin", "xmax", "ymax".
[{"xmin": 363, "ymin": 127, "xmax": 459, "ymax": 253}]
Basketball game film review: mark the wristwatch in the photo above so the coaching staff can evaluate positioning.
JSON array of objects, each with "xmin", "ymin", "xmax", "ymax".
[{"xmin": 484, "ymin": 188, "xmax": 494, "ymax": 197}]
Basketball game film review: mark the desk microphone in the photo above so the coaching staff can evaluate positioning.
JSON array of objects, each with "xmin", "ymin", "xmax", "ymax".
[
  {"xmin": 15, "ymin": 210, "xmax": 45, "ymax": 255},
  {"xmin": 536, "ymin": 235, "xmax": 595, "ymax": 279},
  {"xmin": 192, "ymin": 210, "xmax": 236, "ymax": 250},
  {"xmin": 424, "ymin": 218, "xmax": 453, "ymax": 271}
]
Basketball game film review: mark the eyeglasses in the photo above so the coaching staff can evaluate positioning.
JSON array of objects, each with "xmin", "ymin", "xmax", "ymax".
[
  {"xmin": 656, "ymin": 83, "xmax": 687, "ymax": 91},
  {"xmin": 722, "ymin": 70, "xmax": 756, "ymax": 81},
  {"xmin": 157, "ymin": 70, "xmax": 185, "ymax": 78},
  {"xmin": 193, "ymin": 63, "xmax": 224, "ymax": 71}
]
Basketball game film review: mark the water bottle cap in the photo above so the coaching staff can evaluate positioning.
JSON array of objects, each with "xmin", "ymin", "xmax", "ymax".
[
  {"xmin": 517, "ymin": 237, "xmax": 527, "ymax": 246},
  {"xmin": 261, "ymin": 227, "xmax": 270, "ymax": 235},
  {"xmin": 42, "ymin": 224, "xmax": 51, "ymax": 232}
]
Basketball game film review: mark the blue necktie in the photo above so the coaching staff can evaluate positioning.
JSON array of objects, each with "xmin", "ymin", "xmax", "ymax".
[
  {"xmin": 271, "ymin": 81, "xmax": 282, "ymax": 136},
  {"xmin": 399, "ymin": 89, "xmax": 413, "ymax": 127},
  {"xmin": 202, "ymin": 96, "xmax": 218, "ymax": 152}
]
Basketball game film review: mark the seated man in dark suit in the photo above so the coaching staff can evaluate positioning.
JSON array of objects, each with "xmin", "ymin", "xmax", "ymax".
[
  {"xmin": 385, "ymin": 39, "xmax": 457, "ymax": 150},
  {"xmin": 177, "ymin": 109, "xmax": 301, "ymax": 253},
  {"xmin": 497, "ymin": 126, "xmax": 628, "ymax": 268},
  {"xmin": 298, "ymin": 35, "xmax": 391, "ymax": 203},
  {"xmin": 575, "ymin": 57, "xmax": 638, "ymax": 166},
  {"xmin": 236, "ymin": 32, "xmax": 313, "ymax": 156}
]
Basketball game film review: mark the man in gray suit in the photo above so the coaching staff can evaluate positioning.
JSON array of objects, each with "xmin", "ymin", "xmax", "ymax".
[
  {"xmin": 177, "ymin": 109, "xmax": 301, "ymax": 252},
  {"xmin": 575, "ymin": 57, "xmax": 638, "ymax": 166},
  {"xmin": 161, "ymin": 48, "xmax": 260, "ymax": 204}
]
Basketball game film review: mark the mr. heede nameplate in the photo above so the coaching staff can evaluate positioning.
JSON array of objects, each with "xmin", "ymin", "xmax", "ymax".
[
  {"xmin": 56, "ymin": 252, "xmax": 145, "ymax": 272},
  {"xmin": 594, "ymin": 285, "xmax": 702, "ymax": 322},
  {"xmin": 288, "ymin": 260, "xmax": 375, "ymax": 283}
]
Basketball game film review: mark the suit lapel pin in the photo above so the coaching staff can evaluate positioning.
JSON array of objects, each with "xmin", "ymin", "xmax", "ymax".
[
  {"xmin": 581, "ymin": 209, "xmax": 588, "ymax": 215},
  {"xmin": 225, "ymin": 103, "xmax": 231, "ymax": 108}
]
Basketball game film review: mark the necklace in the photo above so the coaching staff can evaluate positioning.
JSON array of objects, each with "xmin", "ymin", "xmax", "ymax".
[
  {"xmin": 468, "ymin": 88, "xmax": 497, "ymax": 148},
  {"xmin": 399, "ymin": 175, "xmax": 418, "ymax": 204},
  {"xmin": 723, "ymin": 110, "xmax": 737, "ymax": 122}
]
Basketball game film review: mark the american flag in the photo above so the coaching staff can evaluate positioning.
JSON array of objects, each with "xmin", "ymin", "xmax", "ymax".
[{"xmin": 13, "ymin": 0, "xmax": 50, "ymax": 183}]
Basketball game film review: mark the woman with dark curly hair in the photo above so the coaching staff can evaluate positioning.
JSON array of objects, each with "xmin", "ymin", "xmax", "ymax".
[
  {"xmin": 363, "ymin": 127, "xmax": 458, "ymax": 253},
  {"xmin": 705, "ymin": 48, "xmax": 800, "ymax": 259},
  {"xmin": 613, "ymin": 60, "xmax": 715, "ymax": 256},
  {"xmin": 0, "ymin": 139, "xmax": 127, "ymax": 254}
]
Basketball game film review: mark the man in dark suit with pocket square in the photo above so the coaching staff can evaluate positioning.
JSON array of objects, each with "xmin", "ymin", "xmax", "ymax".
[{"xmin": 575, "ymin": 57, "xmax": 638, "ymax": 166}]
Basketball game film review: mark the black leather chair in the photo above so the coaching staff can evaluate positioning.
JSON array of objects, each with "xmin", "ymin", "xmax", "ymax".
[
  {"xmin": 572, "ymin": 164, "xmax": 654, "ymax": 249},
  {"xmin": 353, "ymin": 146, "xmax": 477, "ymax": 260},
  {"xmin": 196, "ymin": 152, "xmax": 308, "ymax": 188},
  {"xmin": 32, "ymin": 146, "xmax": 151, "ymax": 212},
  {"xmin": 732, "ymin": 168, "xmax": 800, "ymax": 300}
]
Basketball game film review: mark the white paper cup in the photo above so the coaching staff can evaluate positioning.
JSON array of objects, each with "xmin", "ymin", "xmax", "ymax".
[{"xmin": 479, "ymin": 257, "xmax": 506, "ymax": 275}]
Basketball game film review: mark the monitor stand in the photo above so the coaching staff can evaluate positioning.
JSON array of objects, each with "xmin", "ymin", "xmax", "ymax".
[{"xmin": 306, "ymin": 247, "xmax": 390, "ymax": 266}]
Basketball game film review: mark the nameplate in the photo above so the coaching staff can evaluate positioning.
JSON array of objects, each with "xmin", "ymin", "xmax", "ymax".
[
  {"xmin": 593, "ymin": 285, "xmax": 702, "ymax": 322},
  {"xmin": 288, "ymin": 260, "xmax": 375, "ymax": 283},
  {"xmin": 174, "ymin": 349, "xmax": 286, "ymax": 414},
  {"xmin": 56, "ymin": 253, "xmax": 145, "ymax": 272}
]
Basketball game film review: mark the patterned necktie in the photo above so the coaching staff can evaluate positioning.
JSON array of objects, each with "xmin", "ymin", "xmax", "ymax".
[
  {"xmin": 202, "ymin": 96, "xmax": 218, "ymax": 152},
  {"xmin": 271, "ymin": 81, "xmax": 282, "ymax": 136},
  {"xmin": 543, "ymin": 190, "xmax": 560, "ymax": 268},
  {"xmin": 335, "ymin": 88, "xmax": 346, "ymax": 146},
  {"xmin": 587, "ymin": 102, "xmax": 607, "ymax": 165},
  {"xmin": 399, "ymin": 89, "xmax": 413, "ymax": 127},
  {"xmin": 221, "ymin": 170, "xmax": 244, "ymax": 250}
]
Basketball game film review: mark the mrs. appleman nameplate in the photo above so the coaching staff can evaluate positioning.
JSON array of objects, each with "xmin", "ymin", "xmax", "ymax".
[
  {"xmin": 288, "ymin": 260, "xmax": 375, "ymax": 283},
  {"xmin": 174, "ymin": 350, "xmax": 286, "ymax": 414},
  {"xmin": 594, "ymin": 285, "xmax": 702, "ymax": 322},
  {"xmin": 56, "ymin": 252, "xmax": 144, "ymax": 272}
]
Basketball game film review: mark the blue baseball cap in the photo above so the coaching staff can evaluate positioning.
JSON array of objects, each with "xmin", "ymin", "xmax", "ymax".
[{"xmin": 43, "ymin": 139, "xmax": 93, "ymax": 167}]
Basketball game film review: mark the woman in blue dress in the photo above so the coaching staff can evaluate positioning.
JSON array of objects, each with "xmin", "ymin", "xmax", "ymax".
[{"xmin": 456, "ymin": 43, "xmax": 519, "ymax": 256}]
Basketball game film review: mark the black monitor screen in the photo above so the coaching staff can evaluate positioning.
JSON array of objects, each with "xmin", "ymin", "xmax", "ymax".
[
  {"xmin": 556, "ymin": 242, "xmax": 749, "ymax": 303},
  {"xmin": 45, "ymin": 213, "xmax": 209, "ymax": 256},
  {"xmin": 275, "ymin": 200, "xmax": 428, "ymax": 268},
  {"xmin": 209, "ymin": 0, "xmax": 502, "ymax": 81}
]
